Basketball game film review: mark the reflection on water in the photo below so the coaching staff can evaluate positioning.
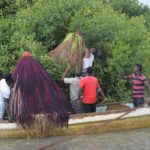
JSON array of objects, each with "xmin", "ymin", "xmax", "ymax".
[{"xmin": 0, "ymin": 128, "xmax": 150, "ymax": 150}]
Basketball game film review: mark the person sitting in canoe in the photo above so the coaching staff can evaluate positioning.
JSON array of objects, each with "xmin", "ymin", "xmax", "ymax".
[
  {"xmin": 78, "ymin": 67, "xmax": 106, "ymax": 113},
  {"xmin": 124, "ymin": 64, "xmax": 150, "ymax": 107}
]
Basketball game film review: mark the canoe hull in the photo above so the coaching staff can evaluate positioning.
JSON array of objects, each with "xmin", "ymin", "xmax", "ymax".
[{"xmin": 0, "ymin": 115, "xmax": 150, "ymax": 138}]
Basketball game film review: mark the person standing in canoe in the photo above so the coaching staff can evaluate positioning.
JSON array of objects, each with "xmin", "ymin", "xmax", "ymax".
[
  {"xmin": 83, "ymin": 48, "xmax": 95, "ymax": 73},
  {"xmin": 3, "ymin": 73, "xmax": 13, "ymax": 121},
  {"xmin": 0, "ymin": 73, "xmax": 11, "ymax": 120},
  {"xmin": 78, "ymin": 67, "xmax": 106, "ymax": 113},
  {"xmin": 124, "ymin": 64, "xmax": 150, "ymax": 107},
  {"xmin": 62, "ymin": 72, "xmax": 83, "ymax": 114}
]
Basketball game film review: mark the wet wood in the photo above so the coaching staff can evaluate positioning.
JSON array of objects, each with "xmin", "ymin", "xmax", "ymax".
[{"xmin": 106, "ymin": 104, "xmax": 129, "ymax": 111}]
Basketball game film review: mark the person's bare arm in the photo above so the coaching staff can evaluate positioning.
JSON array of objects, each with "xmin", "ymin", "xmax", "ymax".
[
  {"xmin": 78, "ymin": 88, "xmax": 83, "ymax": 101},
  {"xmin": 145, "ymin": 80, "xmax": 150, "ymax": 93},
  {"xmin": 61, "ymin": 64, "xmax": 71, "ymax": 80},
  {"xmin": 123, "ymin": 75, "xmax": 129, "ymax": 79},
  {"xmin": 84, "ymin": 49, "xmax": 90, "ymax": 58},
  {"xmin": 112, "ymin": 73, "xmax": 129, "ymax": 79},
  {"xmin": 97, "ymin": 87, "xmax": 106, "ymax": 102}
]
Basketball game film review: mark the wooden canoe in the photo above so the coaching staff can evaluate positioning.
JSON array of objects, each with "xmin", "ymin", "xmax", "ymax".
[{"xmin": 0, "ymin": 102, "xmax": 150, "ymax": 138}]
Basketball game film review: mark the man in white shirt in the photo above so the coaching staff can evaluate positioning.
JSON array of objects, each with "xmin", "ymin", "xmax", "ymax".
[
  {"xmin": 63, "ymin": 72, "xmax": 83, "ymax": 113},
  {"xmin": 83, "ymin": 48, "xmax": 95, "ymax": 71},
  {"xmin": 0, "ymin": 73, "xmax": 11, "ymax": 120}
]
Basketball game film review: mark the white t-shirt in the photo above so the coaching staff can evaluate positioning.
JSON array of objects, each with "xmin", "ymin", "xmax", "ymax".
[
  {"xmin": 64, "ymin": 77, "xmax": 80, "ymax": 101},
  {"xmin": 83, "ymin": 53, "xmax": 94, "ymax": 69},
  {"xmin": 0, "ymin": 79, "xmax": 11, "ymax": 103}
]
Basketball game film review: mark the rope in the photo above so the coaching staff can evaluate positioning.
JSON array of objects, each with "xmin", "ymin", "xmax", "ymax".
[{"xmin": 37, "ymin": 100, "xmax": 150, "ymax": 150}]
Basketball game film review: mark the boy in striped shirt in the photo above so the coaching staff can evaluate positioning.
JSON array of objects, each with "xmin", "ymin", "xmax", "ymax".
[{"xmin": 125, "ymin": 64, "xmax": 150, "ymax": 107}]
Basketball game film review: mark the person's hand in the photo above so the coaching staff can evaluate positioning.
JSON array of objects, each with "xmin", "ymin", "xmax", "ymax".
[
  {"xmin": 61, "ymin": 75, "xmax": 65, "ymax": 81},
  {"xmin": 78, "ymin": 96, "xmax": 82, "ymax": 104},
  {"xmin": 101, "ymin": 97, "xmax": 107, "ymax": 103},
  {"xmin": 78, "ymin": 98, "xmax": 81, "ymax": 103},
  {"xmin": 77, "ymin": 99, "xmax": 80, "ymax": 105}
]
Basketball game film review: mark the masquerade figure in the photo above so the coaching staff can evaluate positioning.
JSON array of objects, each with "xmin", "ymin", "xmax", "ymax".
[{"xmin": 9, "ymin": 52, "xmax": 71, "ymax": 134}]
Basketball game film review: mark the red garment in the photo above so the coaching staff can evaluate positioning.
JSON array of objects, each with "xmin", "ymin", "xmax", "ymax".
[
  {"xmin": 22, "ymin": 51, "xmax": 32, "ymax": 57},
  {"xmin": 80, "ymin": 76, "xmax": 100, "ymax": 104}
]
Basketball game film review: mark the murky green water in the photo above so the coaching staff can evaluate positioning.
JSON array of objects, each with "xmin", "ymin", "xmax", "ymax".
[{"xmin": 0, "ymin": 128, "xmax": 150, "ymax": 150}]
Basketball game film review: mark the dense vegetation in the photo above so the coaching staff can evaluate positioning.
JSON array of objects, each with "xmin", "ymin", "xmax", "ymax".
[{"xmin": 1, "ymin": 0, "xmax": 150, "ymax": 101}]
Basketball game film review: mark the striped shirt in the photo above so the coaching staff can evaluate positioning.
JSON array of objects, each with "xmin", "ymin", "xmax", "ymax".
[{"xmin": 128, "ymin": 74, "xmax": 148, "ymax": 99}]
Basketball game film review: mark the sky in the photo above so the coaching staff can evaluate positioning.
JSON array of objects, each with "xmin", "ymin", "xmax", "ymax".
[{"xmin": 138, "ymin": 0, "xmax": 150, "ymax": 7}]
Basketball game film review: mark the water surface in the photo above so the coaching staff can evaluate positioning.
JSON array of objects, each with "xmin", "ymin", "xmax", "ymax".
[{"xmin": 0, "ymin": 128, "xmax": 150, "ymax": 150}]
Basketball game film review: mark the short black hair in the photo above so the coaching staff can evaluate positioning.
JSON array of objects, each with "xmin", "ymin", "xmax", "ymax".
[
  {"xmin": 75, "ymin": 72, "xmax": 81, "ymax": 77},
  {"xmin": 86, "ymin": 67, "xmax": 93, "ymax": 75},
  {"xmin": 135, "ymin": 64, "xmax": 142, "ymax": 72},
  {"xmin": 3, "ymin": 73, "xmax": 13, "ymax": 83}
]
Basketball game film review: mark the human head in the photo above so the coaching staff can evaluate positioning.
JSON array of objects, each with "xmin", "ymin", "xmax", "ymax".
[
  {"xmin": 22, "ymin": 51, "xmax": 32, "ymax": 57},
  {"xmin": 134, "ymin": 64, "xmax": 142, "ymax": 73},
  {"xmin": 89, "ymin": 48, "xmax": 95, "ymax": 54},
  {"xmin": 3, "ymin": 73, "xmax": 13, "ymax": 85},
  {"xmin": 86, "ymin": 67, "xmax": 93, "ymax": 75},
  {"xmin": 75, "ymin": 71, "xmax": 81, "ymax": 77}
]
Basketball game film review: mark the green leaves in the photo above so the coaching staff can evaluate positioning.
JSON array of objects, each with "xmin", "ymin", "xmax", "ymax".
[
  {"xmin": 69, "ymin": 0, "xmax": 150, "ymax": 100},
  {"xmin": 0, "ymin": 0, "xmax": 150, "ymax": 101}
]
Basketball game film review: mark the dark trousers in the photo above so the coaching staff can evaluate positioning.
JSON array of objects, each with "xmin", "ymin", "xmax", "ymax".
[
  {"xmin": 133, "ymin": 98, "xmax": 144, "ymax": 107},
  {"xmin": 70, "ymin": 100, "xmax": 84, "ymax": 114},
  {"xmin": 82, "ymin": 103, "xmax": 96, "ymax": 113}
]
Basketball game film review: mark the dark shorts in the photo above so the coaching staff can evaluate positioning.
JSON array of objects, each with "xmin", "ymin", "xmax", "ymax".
[
  {"xmin": 82, "ymin": 103, "xmax": 96, "ymax": 113},
  {"xmin": 133, "ymin": 98, "xmax": 144, "ymax": 107}
]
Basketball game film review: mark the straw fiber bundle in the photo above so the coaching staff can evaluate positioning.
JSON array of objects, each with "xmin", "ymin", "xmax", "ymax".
[
  {"xmin": 49, "ymin": 32, "xmax": 88, "ymax": 73},
  {"xmin": 9, "ymin": 53, "xmax": 71, "ymax": 136}
]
